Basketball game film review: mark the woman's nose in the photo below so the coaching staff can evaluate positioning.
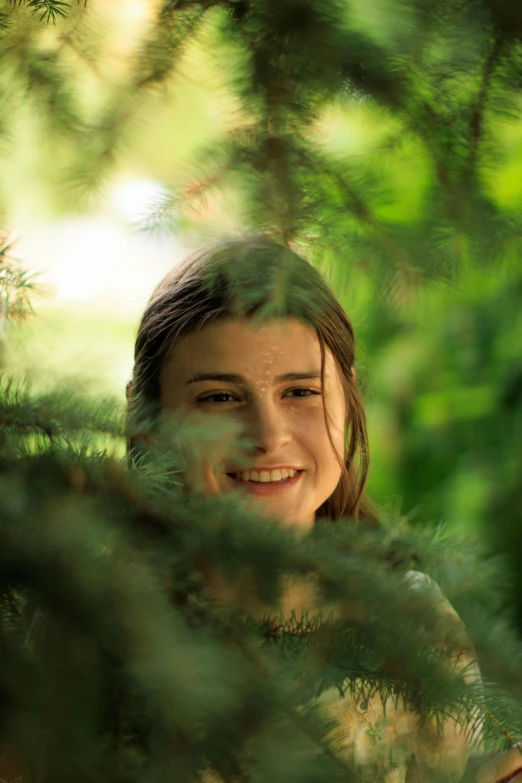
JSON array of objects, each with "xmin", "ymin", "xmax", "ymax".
[{"xmin": 244, "ymin": 402, "xmax": 291, "ymax": 454}]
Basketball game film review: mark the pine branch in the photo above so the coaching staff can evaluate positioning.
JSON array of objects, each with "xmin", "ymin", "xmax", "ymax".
[
  {"xmin": 2, "ymin": 446, "xmax": 522, "ymax": 777},
  {"xmin": 26, "ymin": 0, "xmax": 71, "ymax": 24},
  {"xmin": 481, "ymin": 703, "xmax": 517, "ymax": 746},
  {"xmin": 465, "ymin": 33, "xmax": 505, "ymax": 181},
  {"xmin": 0, "ymin": 9, "xmax": 10, "ymax": 32},
  {"xmin": 179, "ymin": 599, "xmax": 358, "ymax": 779},
  {"xmin": 0, "ymin": 379, "xmax": 124, "ymax": 447},
  {"xmin": 0, "ymin": 239, "xmax": 37, "ymax": 345}
]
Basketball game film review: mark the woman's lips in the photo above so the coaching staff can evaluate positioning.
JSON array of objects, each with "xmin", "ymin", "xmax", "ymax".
[{"xmin": 226, "ymin": 470, "xmax": 303, "ymax": 495}]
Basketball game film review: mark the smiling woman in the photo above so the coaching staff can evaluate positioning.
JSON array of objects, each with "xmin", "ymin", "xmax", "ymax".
[
  {"xmin": 123, "ymin": 236, "xmax": 506, "ymax": 783},
  {"xmin": 127, "ymin": 235, "xmax": 374, "ymax": 525}
]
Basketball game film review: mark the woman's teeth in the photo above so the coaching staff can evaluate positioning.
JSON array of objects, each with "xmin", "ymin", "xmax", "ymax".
[{"xmin": 232, "ymin": 468, "xmax": 297, "ymax": 483}]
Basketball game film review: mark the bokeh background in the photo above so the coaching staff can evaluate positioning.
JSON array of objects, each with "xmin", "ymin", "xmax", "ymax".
[{"xmin": 3, "ymin": 0, "xmax": 522, "ymax": 613}]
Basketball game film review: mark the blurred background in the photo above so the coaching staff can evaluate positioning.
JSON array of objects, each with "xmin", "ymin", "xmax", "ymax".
[{"xmin": 2, "ymin": 0, "xmax": 522, "ymax": 611}]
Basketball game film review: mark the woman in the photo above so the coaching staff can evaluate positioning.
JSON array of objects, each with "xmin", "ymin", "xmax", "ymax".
[
  {"xmin": 125, "ymin": 236, "xmax": 521, "ymax": 783},
  {"xmin": 127, "ymin": 236, "xmax": 373, "ymax": 522}
]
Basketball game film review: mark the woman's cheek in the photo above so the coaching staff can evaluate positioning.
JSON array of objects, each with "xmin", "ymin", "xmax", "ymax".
[
  {"xmin": 203, "ymin": 458, "xmax": 224, "ymax": 496},
  {"xmin": 181, "ymin": 412, "xmax": 238, "ymax": 492},
  {"xmin": 196, "ymin": 439, "xmax": 233, "ymax": 495},
  {"xmin": 180, "ymin": 453, "xmax": 221, "ymax": 496}
]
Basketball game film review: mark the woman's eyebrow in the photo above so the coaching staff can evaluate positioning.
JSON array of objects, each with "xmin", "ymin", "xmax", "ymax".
[{"xmin": 185, "ymin": 371, "xmax": 322, "ymax": 385}]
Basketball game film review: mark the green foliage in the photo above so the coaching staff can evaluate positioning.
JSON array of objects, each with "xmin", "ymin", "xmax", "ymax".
[
  {"xmin": 2, "ymin": 430, "xmax": 522, "ymax": 782},
  {"xmin": 0, "ymin": 239, "xmax": 35, "ymax": 325},
  {"xmin": 2, "ymin": 0, "xmax": 522, "ymax": 780},
  {"xmin": 0, "ymin": 376, "xmax": 123, "ymax": 453},
  {"xmin": 25, "ymin": 0, "xmax": 71, "ymax": 25}
]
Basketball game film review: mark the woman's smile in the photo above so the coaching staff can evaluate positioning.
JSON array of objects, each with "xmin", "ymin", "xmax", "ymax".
[{"xmin": 226, "ymin": 468, "xmax": 304, "ymax": 495}]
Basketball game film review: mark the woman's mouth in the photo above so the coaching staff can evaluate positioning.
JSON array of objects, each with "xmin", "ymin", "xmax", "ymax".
[{"xmin": 226, "ymin": 469, "xmax": 304, "ymax": 495}]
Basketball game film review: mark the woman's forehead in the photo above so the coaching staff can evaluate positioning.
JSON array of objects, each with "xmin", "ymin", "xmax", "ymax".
[{"xmin": 163, "ymin": 317, "xmax": 338, "ymax": 382}]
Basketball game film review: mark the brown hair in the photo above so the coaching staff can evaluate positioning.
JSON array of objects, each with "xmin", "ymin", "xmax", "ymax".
[{"xmin": 127, "ymin": 236, "xmax": 375, "ymax": 522}]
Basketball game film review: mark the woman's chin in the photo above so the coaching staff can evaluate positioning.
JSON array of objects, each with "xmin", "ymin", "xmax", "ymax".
[{"xmin": 246, "ymin": 497, "xmax": 314, "ymax": 529}]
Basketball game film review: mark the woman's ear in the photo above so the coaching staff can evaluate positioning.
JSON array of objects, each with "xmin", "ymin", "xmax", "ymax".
[{"xmin": 126, "ymin": 380, "xmax": 134, "ymax": 400}]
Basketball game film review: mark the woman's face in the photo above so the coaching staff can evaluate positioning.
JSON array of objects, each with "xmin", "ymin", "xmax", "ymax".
[{"xmin": 160, "ymin": 317, "xmax": 347, "ymax": 530}]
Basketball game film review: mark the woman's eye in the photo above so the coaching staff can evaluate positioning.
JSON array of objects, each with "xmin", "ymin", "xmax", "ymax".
[
  {"xmin": 197, "ymin": 392, "xmax": 239, "ymax": 404},
  {"xmin": 197, "ymin": 388, "xmax": 320, "ymax": 405},
  {"xmin": 285, "ymin": 387, "xmax": 321, "ymax": 398}
]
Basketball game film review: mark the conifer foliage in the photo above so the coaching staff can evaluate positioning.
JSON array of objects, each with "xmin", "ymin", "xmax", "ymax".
[{"xmin": 2, "ymin": 1, "xmax": 522, "ymax": 782}]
